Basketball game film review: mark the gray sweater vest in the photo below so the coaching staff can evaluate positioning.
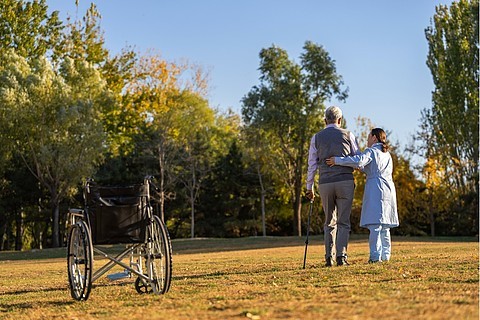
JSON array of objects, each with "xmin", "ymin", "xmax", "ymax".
[{"xmin": 314, "ymin": 126, "xmax": 355, "ymax": 184}]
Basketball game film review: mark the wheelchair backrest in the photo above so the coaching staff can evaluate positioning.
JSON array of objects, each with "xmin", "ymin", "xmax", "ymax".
[{"xmin": 86, "ymin": 183, "xmax": 149, "ymax": 245}]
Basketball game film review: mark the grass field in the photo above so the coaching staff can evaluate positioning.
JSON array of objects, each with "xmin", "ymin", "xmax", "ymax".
[{"xmin": 0, "ymin": 235, "xmax": 478, "ymax": 319}]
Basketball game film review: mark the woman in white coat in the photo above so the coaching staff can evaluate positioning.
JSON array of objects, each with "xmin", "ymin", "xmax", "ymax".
[{"xmin": 326, "ymin": 128, "xmax": 399, "ymax": 263}]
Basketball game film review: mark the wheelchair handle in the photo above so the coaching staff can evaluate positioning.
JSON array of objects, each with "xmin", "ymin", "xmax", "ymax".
[{"xmin": 144, "ymin": 175, "xmax": 160, "ymax": 191}]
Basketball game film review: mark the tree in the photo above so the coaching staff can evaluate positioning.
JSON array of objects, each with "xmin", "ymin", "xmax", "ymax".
[
  {"xmin": 197, "ymin": 139, "xmax": 259, "ymax": 237},
  {"xmin": 0, "ymin": 0, "xmax": 64, "ymax": 249},
  {"xmin": 0, "ymin": 0, "xmax": 62, "ymax": 59},
  {"xmin": 174, "ymin": 91, "xmax": 216, "ymax": 238},
  {"xmin": 0, "ymin": 49, "xmax": 107, "ymax": 247},
  {"xmin": 114, "ymin": 51, "xmax": 184, "ymax": 215},
  {"xmin": 420, "ymin": 0, "xmax": 479, "ymax": 234},
  {"xmin": 0, "ymin": 0, "xmax": 63, "ymax": 180},
  {"xmin": 1, "ymin": 155, "xmax": 44, "ymax": 250},
  {"xmin": 52, "ymin": 3, "xmax": 108, "ymax": 66},
  {"xmin": 241, "ymin": 126, "xmax": 271, "ymax": 237},
  {"xmin": 242, "ymin": 41, "xmax": 347, "ymax": 236},
  {"xmin": 424, "ymin": 0, "xmax": 478, "ymax": 195}
]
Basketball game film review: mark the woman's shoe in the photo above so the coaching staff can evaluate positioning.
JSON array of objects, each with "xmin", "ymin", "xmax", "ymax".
[{"xmin": 368, "ymin": 259, "xmax": 381, "ymax": 264}]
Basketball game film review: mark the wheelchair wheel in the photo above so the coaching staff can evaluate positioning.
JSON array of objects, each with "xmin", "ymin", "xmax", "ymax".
[
  {"xmin": 143, "ymin": 215, "xmax": 172, "ymax": 294},
  {"xmin": 67, "ymin": 219, "xmax": 93, "ymax": 301}
]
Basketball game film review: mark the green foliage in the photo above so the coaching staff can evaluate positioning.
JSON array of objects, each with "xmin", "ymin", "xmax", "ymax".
[
  {"xmin": 1, "ymin": 1, "xmax": 478, "ymax": 250},
  {"xmin": 0, "ymin": 0, "xmax": 63, "ymax": 248},
  {"xmin": 419, "ymin": 0, "xmax": 479, "ymax": 235},
  {"xmin": 0, "ymin": 49, "xmax": 107, "ymax": 247},
  {"xmin": 242, "ymin": 41, "xmax": 348, "ymax": 236},
  {"xmin": 390, "ymin": 147, "xmax": 430, "ymax": 236},
  {"xmin": 0, "ymin": 155, "xmax": 45, "ymax": 250},
  {"xmin": 55, "ymin": 3, "xmax": 108, "ymax": 65},
  {"xmin": 424, "ymin": 0, "xmax": 479, "ymax": 194},
  {"xmin": 100, "ymin": 48, "xmax": 138, "ymax": 156},
  {"xmin": 197, "ymin": 141, "xmax": 259, "ymax": 237},
  {"xmin": 0, "ymin": 0, "xmax": 62, "ymax": 58},
  {"xmin": 95, "ymin": 50, "xmax": 243, "ymax": 238}
]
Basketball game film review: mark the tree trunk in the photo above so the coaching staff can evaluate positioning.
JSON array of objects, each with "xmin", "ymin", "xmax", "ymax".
[
  {"xmin": 293, "ymin": 164, "xmax": 303, "ymax": 237},
  {"xmin": 261, "ymin": 191, "xmax": 266, "ymax": 237},
  {"xmin": 256, "ymin": 163, "xmax": 267, "ymax": 237},
  {"xmin": 190, "ymin": 194, "xmax": 195, "ymax": 239},
  {"xmin": 429, "ymin": 211, "xmax": 435, "ymax": 237},
  {"xmin": 189, "ymin": 161, "xmax": 198, "ymax": 239},
  {"xmin": 0, "ymin": 215, "xmax": 6, "ymax": 251},
  {"xmin": 159, "ymin": 191, "xmax": 165, "ymax": 222},
  {"xmin": 293, "ymin": 151, "xmax": 306, "ymax": 237},
  {"xmin": 2, "ymin": 221, "xmax": 11, "ymax": 250},
  {"xmin": 293, "ymin": 187, "xmax": 302, "ymax": 237},
  {"xmin": 428, "ymin": 192, "xmax": 435, "ymax": 237},
  {"xmin": 158, "ymin": 145, "xmax": 166, "ymax": 222},
  {"xmin": 15, "ymin": 210, "xmax": 23, "ymax": 251},
  {"xmin": 0, "ymin": 222, "xmax": 6, "ymax": 250},
  {"xmin": 52, "ymin": 202, "xmax": 60, "ymax": 247}
]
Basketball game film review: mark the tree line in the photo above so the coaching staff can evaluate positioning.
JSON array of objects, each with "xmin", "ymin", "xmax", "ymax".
[{"xmin": 0, "ymin": 0, "xmax": 477, "ymax": 250}]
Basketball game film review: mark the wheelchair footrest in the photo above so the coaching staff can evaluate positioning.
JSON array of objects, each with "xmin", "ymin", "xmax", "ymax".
[{"xmin": 107, "ymin": 271, "xmax": 131, "ymax": 281}]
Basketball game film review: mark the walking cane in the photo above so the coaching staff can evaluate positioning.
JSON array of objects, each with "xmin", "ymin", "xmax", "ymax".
[{"xmin": 302, "ymin": 200, "xmax": 314, "ymax": 269}]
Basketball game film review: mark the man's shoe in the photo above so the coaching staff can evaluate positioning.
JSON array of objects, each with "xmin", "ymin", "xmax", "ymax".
[
  {"xmin": 336, "ymin": 256, "xmax": 349, "ymax": 266},
  {"xmin": 325, "ymin": 257, "xmax": 334, "ymax": 267},
  {"xmin": 368, "ymin": 259, "xmax": 381, "ymax": 264}
]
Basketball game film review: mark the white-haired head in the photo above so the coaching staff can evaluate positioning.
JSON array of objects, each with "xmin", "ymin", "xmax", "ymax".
[{"xmin": 325, "ymin": 106, "xmax": 343, "ymax": 124}]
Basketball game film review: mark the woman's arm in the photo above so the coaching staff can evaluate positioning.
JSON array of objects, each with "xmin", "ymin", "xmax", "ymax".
[{"xmin": 326, "ymin": 150, "xmax": 372, "ymax": 169}]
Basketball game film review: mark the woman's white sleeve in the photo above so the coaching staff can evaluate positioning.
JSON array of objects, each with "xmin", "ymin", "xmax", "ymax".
[{"xmin": 334, "ymin": 150, "xmax": 372, "ymax": 169}]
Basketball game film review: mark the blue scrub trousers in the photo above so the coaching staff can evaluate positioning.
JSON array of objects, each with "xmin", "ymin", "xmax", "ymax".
[{"xmin": 366, "ymin": 224, "xmax": 391, "ymax": 262}]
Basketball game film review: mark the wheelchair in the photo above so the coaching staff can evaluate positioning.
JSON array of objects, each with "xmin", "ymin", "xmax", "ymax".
[{"xmin": 66, "ymin": 176, "xmax": 172, "ymax": 301}]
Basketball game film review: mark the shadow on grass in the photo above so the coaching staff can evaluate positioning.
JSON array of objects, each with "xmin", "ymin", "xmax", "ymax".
[
  {"xmin": 0, "ymin": 298, "xmax": 75, "ymax": 313},
  {"xmin": 0, "ymin": 247, "xmax": 67, "ymax": 261},
  {"xmin": 1, "ymin": 285, "xmax": 68, "ymax": 297},
  {"xmin": 0, "ymin": 236, "xmax": 325, "ymax": 261},
  {"xmin": 171, "ymin": 236, "xmax": 313, "ymax": 255},
  {"xmin": 0, "ymin": 235, "xmax": 477, "ymax": 261},
  {"xmin": 0, "ymin": 285, "xmax": 75, "ymax": 312},
  {"xmin": 170, "ymin": 235, "xmax": 478, "ymax": 255}
]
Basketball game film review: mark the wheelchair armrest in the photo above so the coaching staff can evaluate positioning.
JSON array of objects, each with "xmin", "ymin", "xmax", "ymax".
[
  {"xmin": 67, "ymin": 208, "xmax": 85, "ymax": 226},
  {"xmin": 98, "ymin": 197, "xmax": 113, "ymax": 206}
]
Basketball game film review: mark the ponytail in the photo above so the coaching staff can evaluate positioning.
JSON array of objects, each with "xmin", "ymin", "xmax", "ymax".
[{"xmin": 371, "ymin": 128, "xmax": 389, "ymax": 152}]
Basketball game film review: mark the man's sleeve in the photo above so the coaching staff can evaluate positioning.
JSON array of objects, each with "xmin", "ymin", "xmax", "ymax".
[
  {"xmin": 349, "ymin": 131, "xmax": 360, "ymax": 155},
  {"xmin": 306, "ymin": 135, "xmax": 317, "ymax": 190}
]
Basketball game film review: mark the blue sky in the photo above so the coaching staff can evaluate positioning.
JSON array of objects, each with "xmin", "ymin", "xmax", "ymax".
[{"xmin": 46, "ymin": 0, "xmax": 454, "ymax": 147}]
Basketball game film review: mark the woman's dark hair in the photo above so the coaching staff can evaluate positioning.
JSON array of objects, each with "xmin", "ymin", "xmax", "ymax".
[{"xmin": 371, "ymin": 128, "xmax": 389, "ymax": 152}]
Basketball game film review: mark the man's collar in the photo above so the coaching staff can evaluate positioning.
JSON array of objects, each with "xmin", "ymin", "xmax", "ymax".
[{"xmin": 326, "ymin": 123, "xmax": 340, "ymax": 128}]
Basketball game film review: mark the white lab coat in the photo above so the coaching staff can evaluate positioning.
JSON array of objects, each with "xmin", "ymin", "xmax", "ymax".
[{"xmin": 334, "ymin": 143, "xmax": 399, "ymax": 228}]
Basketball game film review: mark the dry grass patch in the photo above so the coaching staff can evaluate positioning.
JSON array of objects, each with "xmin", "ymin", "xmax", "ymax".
[{"xmin": 0, "ymin": 236, "xmax": 478, "ymax": 319}]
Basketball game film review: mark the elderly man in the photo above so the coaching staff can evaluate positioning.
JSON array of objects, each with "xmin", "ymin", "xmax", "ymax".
[{"xmin": 305, "ymin": 106, "xmax": 359, "ymax": 267}]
